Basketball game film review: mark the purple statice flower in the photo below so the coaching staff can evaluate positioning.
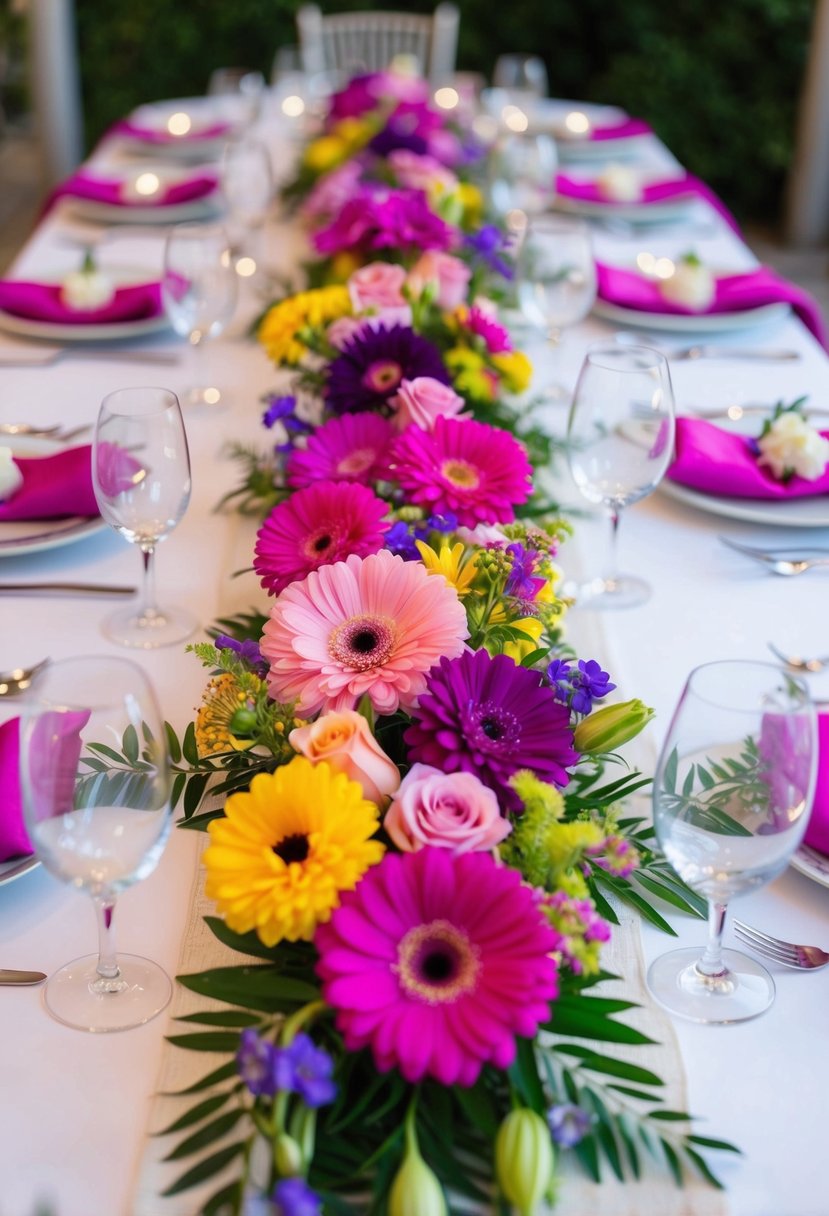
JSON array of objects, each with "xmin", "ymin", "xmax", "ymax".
[
  {"xmin": 272, "ymin": 1177, "xmax": 322, "ymax": 1216},
  {"xmin": 587, "ymin": 834, "xmax": 640, "ymax": 879},
  {"xmin": 326, "ymin": 323, "xmax": 449, "ymax": 414},
  {"xmin": 547, "ymin": 1103, "xmax": 594, "ymax": 1148},
  {"xmin": 215, "ymin": 635, "xmax": 269, "ymax": 678},
  {"xmin": 504, "ymin": 543, "xmax": 545, "ymax": 600},
  {"xmin": 463, "ymin": 224, "xmax": 514, "ymax": 280},
  {"xmin": 262, "ymin": 395, "xmax": 313, "ymax": 453},
  {"xmin": 384, "ymin": 520, "xmax": 423, "ymax": 561},
  {"xmin": 546, "ymin": 658, "xmax": 616, "ymax": 715},
  {"xmin": 236, "ymin": 1028, "xmax": 279, "ymax": 1097},
  {"xmin": 313, "ymin": 188, "xmax": 454, "ymax": 257},
  {"xmin": 273, "ymin": 1033, "xmax": 337, "ymax": 1109},
  {"xmin": 405, "ymin": 649, "xmax": 578, "ymax": 812}
]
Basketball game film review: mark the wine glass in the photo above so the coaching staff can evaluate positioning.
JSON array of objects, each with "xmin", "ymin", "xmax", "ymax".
[
  {"xmin": 220, "ymin": 138, "xmax": 274, "ymax": 284},
  {"xmin": 488, "ymin": 129, "xmax": 558, "ymax": 231},
  {"xmin": 207, "ymin": 67, "xmax": 266, "ymax": 127},
  {"xmin": 567, "ymin": 343, "xmax": 675, "ymax": 608},
  {"xmin": 19, "ymin": 656, "xmax": 173, "ymax": 1032},
  {"xmin": 516, "ymin": 215, "xmax": 597, "ymax": 398},
  {"xmin": 493, "ymin": 54, "xmax": 549, "ymax": 103},
  {"xmin": 162, "ymin": 223, "xmax": 237, "ymax": 407},
  {"xmin": 649, "ymin": 660, "xmax": 817, "ymax": 1023},
  {"xmin": 92, "ymin": 386, "xmax": 196, "ymax": 649}
]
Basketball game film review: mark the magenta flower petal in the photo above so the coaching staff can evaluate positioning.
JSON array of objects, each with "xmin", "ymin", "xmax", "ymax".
[{"xmin": 287, "ymin": 413, "xmax": 395, "ymax": 489}]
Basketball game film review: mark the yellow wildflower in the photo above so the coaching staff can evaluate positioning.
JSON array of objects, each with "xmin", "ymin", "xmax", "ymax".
[
  {"xmin": 204, "ymin": 757, "xmax": 385, "ymax": 946},
  {"xmin": 445, "ymin": 346, "xmax": 496, "ymax": 402},
  {"xmin": 258, "ymin": 285, "xmax": 351, "ymax": 366},
  {"xmin": 334, "ymin": 117, "xmax": 375, "ymax": 151},
  {"xmin": 415, "ymin": 540, "xmax": 478, "ymax": 597},
  {"xmin": 303, "ymin": 135, "xmax": 349, "ymax": 173},
  {"xmin": 456, "ymin": 181, "xmax": 484, "ymax": 227},
  {"xmin": 491, "ymin": 350, "xmax": 533, "ymax": 394},
  {"xmin": 329, "ymin": 251, "xmax": 363, "ymax": 283},
  {"xmin": 503, "ymin": 616, "xmax": 544, "ymax": 664},
  {"xmin": 195, "ymin": 673, "xmax": 259, "ymax": 757}
]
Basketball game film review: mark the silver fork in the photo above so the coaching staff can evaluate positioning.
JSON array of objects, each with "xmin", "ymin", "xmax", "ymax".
[
  {"xmin": 719, "ymin": 535, "xmax": 829, "ymax": 577},
  {"xmin": 0, "ymin": 657, "xmax": 50, "ymax": 696},
  {"xmin": 732, "ymin": 920, "xmax": 829, "ymax": 970},
  {"xmin": 768, "ymin": 642, "xmax": 829, "ymax": 673}
]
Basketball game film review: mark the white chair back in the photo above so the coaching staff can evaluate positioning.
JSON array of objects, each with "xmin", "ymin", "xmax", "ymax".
[{"xmin": 297, "ymin": 4, "xmax": 459, "ymax": 83}]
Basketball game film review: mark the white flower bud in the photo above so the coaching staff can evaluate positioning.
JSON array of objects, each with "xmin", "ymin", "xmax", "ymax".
[
  {"xmin": 659, "ymin": 258, "xmax": 715, "ymax": 311},
  {"xmin": 757, "ymin": 411, "xmax": 829, "ymax": 481},
  {"xmin": 596, "ymin": 163, "xmax": 642, "ymax": 203},
  {"xmin": 0, "ymin": 446, "xmax": 23, "ymax": 502},
  {"xmin": 61, "ymin": 268, "xmax": 116, "ymax": 312}
]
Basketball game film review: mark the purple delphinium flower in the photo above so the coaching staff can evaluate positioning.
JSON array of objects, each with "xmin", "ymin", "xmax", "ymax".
[
  {"xmin": 463, "ymin": 224, "xmax": 514, "ymax": 280},
  {"xmin": 384, "ymin": 520, "xmax": 422, "ymax": 561},
  {"xmin": 547, "ymin": 1103, "xmax": 594, "ymax": 1148},
  {"xmin": 326, "ymin": 323, "xmax": 450, "ymax": 414},
  {"xmin": 273, "ymin": 1033, "xmax": 337, "ymax": 1109},
  {"xmin": 262, "ymin": 395, "xmax": 313, "ymax": 453},
  {"xmin": 236, "ymin": 1028, "xmax": 279, "ymax": 1097},
  {"xmin": 405, "ymin": 649, "xmax": 578, "ymax": 812},
  {"xmin": 272, "ymin": 1176, "xmax": 322, "ymax": 1216},
  {"xmin": 546, "ymin": 658, "xmax": 616, "ymax": 715},
  {"xmin": 504, "ymin": 543, "xmax": 545, "ymax": 600},
  {"xmin": 215, "ymin": 635, "xmax": 269, "ymax": 678}
]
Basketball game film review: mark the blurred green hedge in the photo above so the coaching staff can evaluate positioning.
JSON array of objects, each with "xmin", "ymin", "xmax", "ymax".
[{"xmin": 75, "ymin": 0, "xmax": 815, "ymax": 224}]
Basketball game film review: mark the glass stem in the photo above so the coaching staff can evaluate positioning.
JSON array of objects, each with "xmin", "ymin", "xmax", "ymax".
[
  {"xmin": 94, "ymin": 896, "xmax": 120, "ymax": 980},
  {"xmin": 604, "ymin": 505, "xmax": 623, "ymax": 586},
  {"xmin": 139, "ymin": 543, "xmax": 160, "ymax": 623},
  {"xmin": 697, "ymin": 900, "xmax": 728, "ymax": 977},
  {"xmin": 190, "ymin": 329, "xmax": 205, "ymax": 390}
]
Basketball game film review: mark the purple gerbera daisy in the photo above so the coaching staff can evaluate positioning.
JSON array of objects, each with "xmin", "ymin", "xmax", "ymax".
[
  {"xmin": 405, "ymin": 650, "xmax": 578, "ymax": 811},
  {"xmin": 326, "ymin": 323, "xmax": 450, "ymax": 414},
  {"xmin": 287, "ymin": 413, "xmax": 395, "ymax": 489}
]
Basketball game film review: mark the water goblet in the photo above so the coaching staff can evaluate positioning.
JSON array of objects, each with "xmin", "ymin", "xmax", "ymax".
[
  {"xmin": 567, "ymin": 343, "xmax": 675, "ymax": 608},
  {"xmin": 162, "ymin": 222, "xmax": 237, "ymax": 407},
  {"xmin": 648, "ymin": 659, "xmax": 817, "ymax": 1023},
  {"xmin": 516, "ymin": 215, "xmax": 597, "ymax": 398},
  {"xmin": 488, "ymin": 129, "xmax": 558, "ymax": 230},
  {"xmin": 19, "ymin": 656, "xmax": 173, "ymax": 1032},
  {"xmin": 220, "ymin": 138, "xmax": 274, "ymax": 285},
  {"xmin": 92, "ymin": 386, "xmax": 195, "ymax": 649},
  {"xmin": 493, "ymin": 54, "xmax": 549, "ymax": 99},
  {"xmin": 207, "ymin": 67, "xmax": 266, "ymax": 127}
]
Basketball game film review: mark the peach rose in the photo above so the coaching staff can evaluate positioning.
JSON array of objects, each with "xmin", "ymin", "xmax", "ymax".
[
  {"xmin": 289, "ymin": 711, "xmax": 401, "ymax": 805},
  {"xmin": 348, "ymin": 262, "xmax": 408, "ymax": 313},
  {"xmin": 389, "ymin": 376, "xmax": 467, "ymax": 432},
  {"xmin": 384, "ymin": 763, "xmax": 511, "ymax": 854},
  {"xmin": 408, "ymin": 251, "xmax": 471, "ymax": 310}
]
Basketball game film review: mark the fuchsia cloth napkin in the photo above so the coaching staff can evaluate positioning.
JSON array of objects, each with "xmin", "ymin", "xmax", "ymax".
[
  {"xmin": 0, "ymin": 719, "xmax": 30, "ymax": 862},
  {"xmin": 582, "ymin": 117, "xmax": 652, "ymax": 141},
  {"xmin": 0, "ymin": 446, "xmax": 98, "ymax": 520},
  {"xmin": 804, "ymin": 713, "xmax": 829, "ymax": 855},
  {"xmin": 0, "ymin": 279, "xmax": 163, "ymax": 325},
  {"xmin": 112, "ymin": 117, "xmax": 233, "ymax": 144},
  {"xmin": 49, "ymin": 170, "xmax": 218, "ymax": 209},
  {"xmin": 555, "ymin": 171, "xmax": 743, "ymax": 236},
  {"xmin": 667, "ymin": 418, "xmax": 829, "ymax": 499},
  {"xmin": 596, "ymin": 262, "xmax": 828, "ymax": 349}
]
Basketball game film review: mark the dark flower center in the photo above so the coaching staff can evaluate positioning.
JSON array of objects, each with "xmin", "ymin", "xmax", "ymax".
[
  {"xmin": 273, "ymin": 833, "xmax": 310, "ymax": 864},
  {"xmin": 462, "ymin": 698, "xmax": 520, "ymax": 757},
  {"xmin": 480, "ymin": 715, "xmax": 502, "ymax": 740},
  {"xmin": 313, "ymin": 533, "xmax": 332, "ymax": 552},
  {"xmin": 395, "ymin": 919, "xmax": 481, "ymax": 1006},
  {"xmin": 363, "ymin": 359, "xmax": 402, "ymax": 394},
  {"xmin": 329, "ymin": 613, "xmax": 397, "ymax": 671},
  {"xmin": 351, "ymin": 628, "xmax": 379, "ymax": 653},
  {"xmin": 303, "ymin": 524, "xmax": 342, "ymax": 561}
]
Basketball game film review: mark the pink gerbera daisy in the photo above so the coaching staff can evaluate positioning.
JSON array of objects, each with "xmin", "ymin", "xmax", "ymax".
[
  {"xmin": 260, "ymin": 550, "xmax": 469, "ymax": 716},
  {"xmin": 315, "ymin": 847, "xmax": 560, "ymax": 1086},
  {"xmin": 287, "ymin": 414, "xmax": 395, "ymax": 490},
  {"xmin": 464, "ymin": 304, "xmax": 513, "ymax": 354},
  {"xmin": 254, "ymin": 481, "xmax": 388, "ymax": 597},
  {"xmin": 389, "ymin": 415, "xmax": 532, "ymax": 527}
]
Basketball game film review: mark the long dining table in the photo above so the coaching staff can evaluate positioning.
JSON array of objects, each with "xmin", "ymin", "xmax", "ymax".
[{"xmin": 1, "ymin": 91, "xmax": 829, "ymax": 1216}]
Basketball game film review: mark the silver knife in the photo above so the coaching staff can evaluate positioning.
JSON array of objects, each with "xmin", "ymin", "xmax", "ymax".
[
  {"xmin": 0, "ymin": 969, "xmax": 47, "ymax": 985},
  {"xmin": 0, "ymin": 582, "xmax": 137, "ymax": 597}
]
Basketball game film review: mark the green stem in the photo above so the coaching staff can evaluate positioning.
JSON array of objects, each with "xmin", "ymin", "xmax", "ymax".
[{"xmin": 279, "ymin": 999, "xmax": 328, "ymax": 1046}]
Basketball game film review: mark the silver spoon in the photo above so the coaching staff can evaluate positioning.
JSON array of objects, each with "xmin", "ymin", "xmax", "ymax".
[
  {"xmin": 768, "ymin": 643, "xmax": 829, "ymax": 673},
  {"xmin": 0, "ymin": 423, "xmax": 63, "ymax": 437},
  {"xmin": 0, "ymin": 657, "xmax": 50, "ymax": 696},
  {"xmin": 720, "ymin": 536, "xmax": 829, "ymax": 576}
]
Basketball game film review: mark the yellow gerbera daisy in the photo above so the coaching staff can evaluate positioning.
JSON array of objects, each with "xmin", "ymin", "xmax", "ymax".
[
  {"xmin": 258, "ymin": 286, "xmax": 351, "ymax": 366},
  {"xmin": 415, "ymin": 539, "xmax": 478, "ymax": 597},
  {"xmin": 204, "ymin": 757, "xmax": 384, "ymax": 946}
]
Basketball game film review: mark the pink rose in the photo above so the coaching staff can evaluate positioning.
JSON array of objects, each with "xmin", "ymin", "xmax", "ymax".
[
  {"xmin": 408, "ymin": 251, "xmax": 471, "ymax": 310},
  {"xmin": 327, "ymin": 316, "xmax": 366, "ymax": 350},
  {"xmin": 389, "ymin": 376, "xmax": 467, "ymax": 432},
  {"xmin": 384, "ymin": 763, "xmax": 511, "ymax": 854},
  {"xmin": 289, "ymin": 710, "xmax": 401, "ymax": 805},
  {"xmin": 348, "ymin": 262, "xmax": 408, "ymax": 313},
  {"xmin": 388, "ymin": 149, "xmax": 458, "ymax": 196}
]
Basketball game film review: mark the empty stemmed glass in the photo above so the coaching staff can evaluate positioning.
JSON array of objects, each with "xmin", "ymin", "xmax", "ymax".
[
  {"xmin": 220, "ymin": 137, "xmax": 274, "ymax": 285},
  {"xmin": 649, "ymin": 660, "xmax": 817, "ymax": 1023},
  {"xmin": 19, "ymin": 656, "xmax": 173, "ymax": 1032},
  {"xmin": 488, "ymin": 129, "xmax": 558, "ymax": 230},
  {"xmin": 162, "ymin": 222, "xmax": 237, "ymax": 407},
  {"xmin": 92, "ymin": 386, "xmax": 195, "ymax": 649},
  {"xmin": 516, "ymin": 215, "xmax": 597, "ymax": 398},
  {"xmin": 567, "ymin": 343, "xmax": 675, "ymax": 608}
]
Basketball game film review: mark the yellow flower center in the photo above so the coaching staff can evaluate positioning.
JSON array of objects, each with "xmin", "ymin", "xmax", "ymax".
[
  {"xmin": 395, "ymin": 919, "xmax": 481, "ymax": 1005},
  {"xmin": 441, "ymin": 458, "xmax": 480, "ymax": 490}
]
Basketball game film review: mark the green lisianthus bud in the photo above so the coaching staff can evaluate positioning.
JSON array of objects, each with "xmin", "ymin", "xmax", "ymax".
[
  {"xmin": 388, "ymin": 1145, "xmax": 447, "ymax": 1216},
  {"xmin": 573, "ymin": 699, "xmax": 655, "ymax": 755},
  {"xmin": 228, "ymin": 706, "xmax": 257, "ymax": 735},
  {"xmin": 273, "ymin": 1133, "xmax": 303, "ymax": 1177},
  {"xmin": 494, "ymin": 1108, "xmax": 555, "ymax": 1216}
]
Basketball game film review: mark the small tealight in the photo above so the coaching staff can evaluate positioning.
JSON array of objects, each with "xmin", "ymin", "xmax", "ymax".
[
  {"xmin": 659, "ymin": 256, "xmax": 715, "ymax": 310},
  {"xmin": 120, "ymin": 171, "xmax": 162, "ymax": 203},
  {"xmin": 596, "ymin": 163, "xmax": 642, "ymax": 203},
  {"xmin": 502, "ymin": 104, "xmax": 529, "ymax": 133},
  {"xmin": 563, "ymin": 111, "xmax": 591, "ymax": 138},
  {"xmin": 281, "ymin": 94, "xmax": 306, "ymax": 118},
  {"xmin": 167, "ymin": 111, "xmax": 192, "ymax": 137},
  {"xmin": 0, "ymin": 446, "xmax": 23, "ymax": 503},
  {"xmin": 434, "ymin": 86, "xmax": 460, "ymax": 111}
]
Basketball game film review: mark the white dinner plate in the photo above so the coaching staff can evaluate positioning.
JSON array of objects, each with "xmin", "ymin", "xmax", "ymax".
[
  {"xmin": 555, "ymin": 193, "xmax": 696, "ymax": 224},
  {"xmin": 0, "ymin": 264, "xmax": 170, "ymax": 344},
  {"xmin": 118, "ymin": 97, "xmax": 243, "ymax": 160},
  {"xmin": 0, "ymin": 855, "xmax": 38, "ymax": 886},
  {"xmin": 593, "ymin": 297, "xmax": 790, "ymax": 334},
  {"xmin": 62, "ymin": 193, "xmax": 219, "ymax": 227},
  {"xmin": 531, "ymin": 100, "xmax": 651, "ymax": 160},
  {"xmin": 0, "ymin": 436, "xmax": 107, "ymax": 557},
  {"xmin": 658, "ymin": 478, "xmax": 829, "ymax": 528},
  {"xmin": 790, "ymin": 844, "xmax": 829, "ymax": 889}
]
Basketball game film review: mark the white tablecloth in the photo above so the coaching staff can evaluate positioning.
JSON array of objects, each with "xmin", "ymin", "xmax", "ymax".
[{"xmin": 1, "ymin": 101, "xmax": 828, "ymax": 1216}]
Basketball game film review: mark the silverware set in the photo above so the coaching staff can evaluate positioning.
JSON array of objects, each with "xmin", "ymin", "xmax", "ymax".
[
  {"xmin": 719, "ymin": 535, "xmax": 829, "ymax": 577},
  {"xmin": 733, "ymin": 921, "xmax": 829, "ymax": 971},
  {"xmin": 0, "ymin": 657, "xmax": 50, "ymax": 696},
  {"xmin": 0, "ymin": 422, "xmax": 90, "ymax": 443}
]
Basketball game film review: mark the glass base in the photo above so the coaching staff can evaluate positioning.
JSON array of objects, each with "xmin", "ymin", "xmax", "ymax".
[
  {"xmin": 181, "ymin": 384, "xmax": 224, "ymax": 408},
  {"xmin": 44, "ymin": 953, "xmax": 172, "ymax": 1033},
  {"xmin": 102, "ymin": 602, "xmax": 197, "ymax": 649},
  {"xmin": 575, "ymin": 572, "xmax": 651, "ymax": 610},
  {"xmin": 647, "ymin": 946, "xmax": 774, "ymax": 1024}
]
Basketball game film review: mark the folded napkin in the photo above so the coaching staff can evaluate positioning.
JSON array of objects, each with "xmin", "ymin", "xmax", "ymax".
[
  {"xmin": 49, "ymin": 170, "xmax": 218, "ymax": 209},
  {"xmin": 112, "ymin": 117, "xmax": 233, "ymax": 145},
  {"xmin": 596, "ymin": 262, "xmax": 828, "ymax": 349},
  {"xmin": 581, "ymin": 117, "xmax": 652, "ymax": 142},
  {"xmin": 804, "ymin": 713, "xmax": 829, "ymax": 855},
  {"xmin": 0, "ymin": 719, "xmax": 30, "ymax": 863},
  {"xmin": 555, "ymin": 171, "xmax": 742, "ymax": 236},
  {"xmin": 0, "ymin": 279, "xmax": 163, "ymax": 326},
  {"xmin": 667, "ymin": 417, "xmax": 829, "ymax": 499},
  {"xmin": 0, "ymin": 446, "xmax": 98, "ymax": 520}
]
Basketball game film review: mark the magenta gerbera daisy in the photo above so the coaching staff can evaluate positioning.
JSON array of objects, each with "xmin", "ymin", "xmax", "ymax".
[
  {"xmin": 315, "ymin": 847, "xmax": 560, "ymax": 1086},
  {"xmin": 287, "ymin": 414, "xmax": 395, "ymax": 490},
  {"xmin": 254, "ymin": 481, "xmax": 388, "ymax": 597},
  {"xmin": 389, "ymin": 415, "xmax": 532, "ymax": 528},
  {"xmin": 326, "ymin": 323, "xmax": 450, "ymax": 415},
  {"xmin": 405, "ymin": 649, "xmax": 579, "ymax": 811},
  {"xmin": 260, "ymin": 550, "xmax": 469, "ymax": 716}
]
